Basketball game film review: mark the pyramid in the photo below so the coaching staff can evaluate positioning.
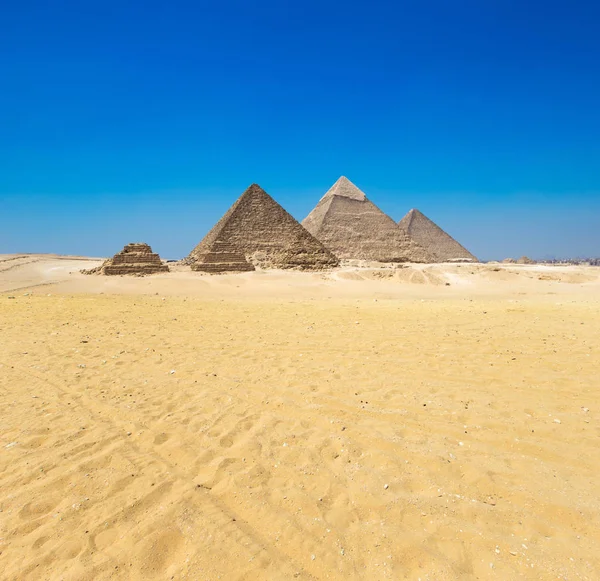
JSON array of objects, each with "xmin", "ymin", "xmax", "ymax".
[
  {"xmin": 301, "ymin": 176, "xmax": 434, "ymax": 263},
  {"xmin": 186, "ymin": 184, "xmax": 339, "ymax": 271},
  {"xmin": 82, "ymin": 243, "xmax": 169, "ymax": 275},
  {"xmin": 398, "ymin": 209, "xmax": 477, "ymax": 263},
  {"xmin": 191, "ymin": 240, "xmax": 255, "ymax": 273}
]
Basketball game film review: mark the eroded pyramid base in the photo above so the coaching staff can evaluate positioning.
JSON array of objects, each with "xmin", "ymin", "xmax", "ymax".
[{"xmin": 190, "ymin": 241, "xmax": 255, "ymax": 274}]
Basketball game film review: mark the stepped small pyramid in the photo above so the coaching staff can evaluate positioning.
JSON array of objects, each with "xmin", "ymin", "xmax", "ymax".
[
  {"xmin": 302, "ymin": 176, "xmax": 434, "ymax": 263},
  {"xmin": 82, "ymin": 243, "xmax": 169, "ymax": 275},
  {"xmin": 186, "ymin": 183, "xmax": 339, "ymax": 271},
  {"xmin": 398, "ymin": 209, "xmax": 477, "ymax": 263}
]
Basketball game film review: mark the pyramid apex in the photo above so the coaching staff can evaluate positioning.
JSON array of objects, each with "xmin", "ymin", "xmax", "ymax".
[
  {"xmin": 321, "ymin": 176, "xmax": 366, "ymax": 202},
  {"xmin": 245, "ymin": 183, "xmax": 266, "ymax": 192},
  {"xmin": 240, "ymin": 183, "xmax": 274, "ymax": 201},
  {"xmin": 400, "ymin": 208, "xmax": 427, "ymax": 224}
]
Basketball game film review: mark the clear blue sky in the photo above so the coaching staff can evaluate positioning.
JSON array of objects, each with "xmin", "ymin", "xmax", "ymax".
[{"xmin": 1, "ymin": 0, "xmax": 599, "ymax": 260}]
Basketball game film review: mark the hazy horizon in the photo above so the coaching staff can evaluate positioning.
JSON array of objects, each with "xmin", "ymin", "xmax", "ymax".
[{"xmin": 2, "ymin": 182, "xmax": 599, "ymax": 262}]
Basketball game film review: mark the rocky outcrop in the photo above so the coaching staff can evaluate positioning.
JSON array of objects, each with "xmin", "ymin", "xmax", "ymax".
[
  {"xmin": 186, "ymin": 184, "xmax": 339, "ymax": 271},
  {"xmin": 82, "ymin": 243, "xmax": 169, "ymax": 276}
]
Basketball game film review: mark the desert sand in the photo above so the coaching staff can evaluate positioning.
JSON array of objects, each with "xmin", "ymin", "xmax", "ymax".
[{"xmin": 1, "ymin": 255, "xmax": 599, "ymax": 580}]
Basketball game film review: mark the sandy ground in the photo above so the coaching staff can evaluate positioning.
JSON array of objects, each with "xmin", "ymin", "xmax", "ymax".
[{"xmin": 1, "ymin": 255, "xmax": 599, "ymax": 580}]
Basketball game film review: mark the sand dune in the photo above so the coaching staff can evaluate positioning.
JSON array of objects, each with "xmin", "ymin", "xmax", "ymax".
[
  {"xmin": 1, "ymin": 254, "xmax": 599, "ymax": 299},
  {"xmin": 1, "ymin": 255, "xmax": 599, "ymax": 580}
]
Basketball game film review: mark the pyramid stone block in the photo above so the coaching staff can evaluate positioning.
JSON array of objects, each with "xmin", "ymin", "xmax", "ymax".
[
  {"xmin": 398, "ymin": 209, "xmax": 477, "ymax": 263},
  {"xmin": 302, "ymin": 177, "xmax": 434, "ymax": 263},
  {"xmin": 186, "ymin": 183, "xmax": 339, "ymax": 271}
]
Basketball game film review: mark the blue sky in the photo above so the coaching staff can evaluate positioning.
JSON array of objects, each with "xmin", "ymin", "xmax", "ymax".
[{"xmin": 1, "ymin": 0, "xmax": 599, "ymax": 260}]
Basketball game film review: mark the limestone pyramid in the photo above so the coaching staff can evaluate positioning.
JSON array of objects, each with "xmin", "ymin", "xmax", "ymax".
[
  {"xmin": 82, "ymin": 243, "xmax": 169, "ymax": 275},
  {"xmin": 186, "ymin": 183, "xmax": 339, "ymax": 270},
  {"xmin": 301, "ymin": 176, "xmax": 434, "ymax": 263},
  {"xmin": 191, "ymin": 240, "xmax": 255, "ymax": 273},
  {"xmin": 398, "ymin": 209, "xmax": 477, "ymax": 263}
]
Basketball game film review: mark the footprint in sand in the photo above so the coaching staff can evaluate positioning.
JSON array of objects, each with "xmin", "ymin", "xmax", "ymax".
[
  {"xmin": 219, "ymin": 435, "xmax": 234, "ymax": 448},
  {"xmin": 234, "ymin": 463, "xmax": 271, "ymax": 488},
  {"xmin": 23, "ymin": 435, "xmax": 49, "ymax": 449},
  {"xmin": 32, "ymin": 536, "xmax": 51, "ymax": 550},
  {"xmin": 94, "ymin": 528, "xmax": 118, "ymax": 550},
  {"xmin": 12, "ymin": 520, "xmax": 43, "ymax": 536},
  {"xmin": 134, "ymin": 528, "xmax": 184, "ymax": 578},
  {"xmin": 19, "ymin": 498, "xmax": 61, "ymax": 520},
  {"xmin": 153, "ymin": 433, "xmax": 170, "ymax": 445},
  {"xmin": 55, "ymin": 538, "xmax": 83, "ymax": 560}
]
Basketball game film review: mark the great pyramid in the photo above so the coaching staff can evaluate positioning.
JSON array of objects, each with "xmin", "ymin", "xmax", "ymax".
[
  {"xmin": 185, "ymin": 183, "xmax": 339, "ymax": 271},
  {"xmin": 83, "ymin": 243, "xmax": 169, "ymax": 275},
  {"xmin": 301, "ymin": 176, "xmax": 434, "ymax": 263},
  {"xmin": 398, "ymin": 209, "xmax": 477, "ymax": 263}
]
